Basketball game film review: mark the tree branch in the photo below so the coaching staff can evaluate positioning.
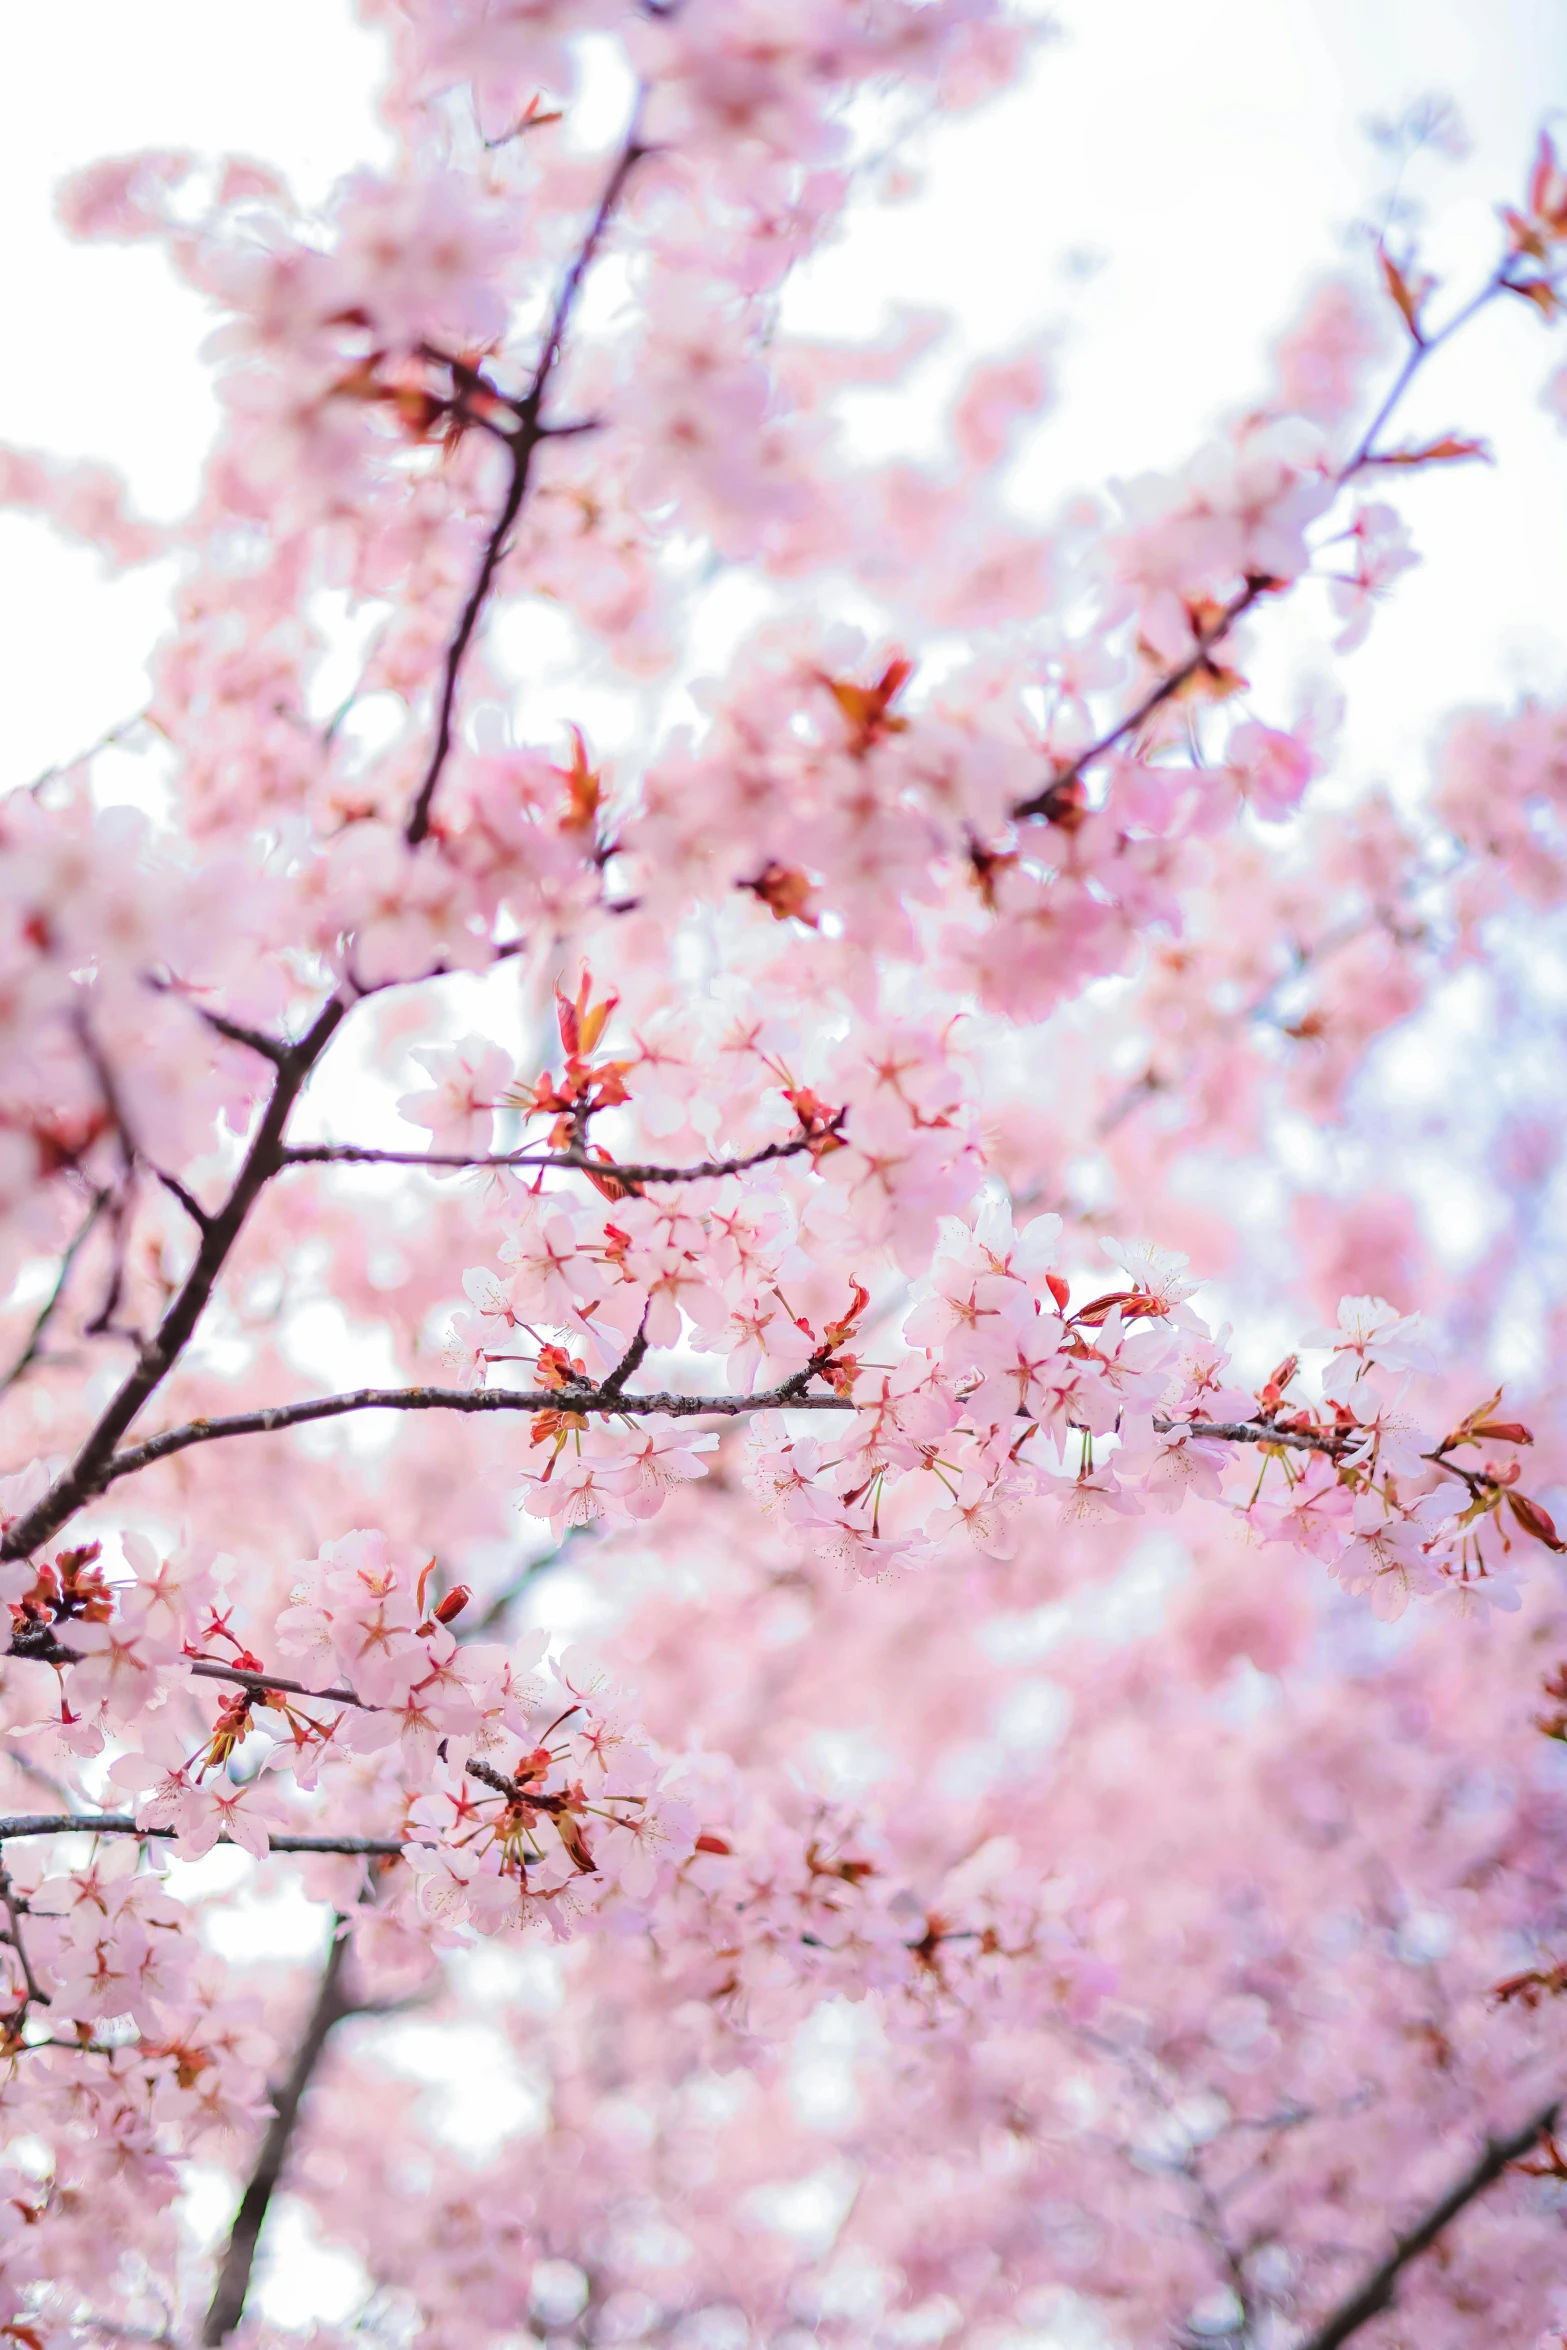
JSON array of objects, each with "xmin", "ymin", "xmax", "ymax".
[
  {"xmin": 152, "ymin": 1166, "xmax": 212, "ymax": 1235},
  {"xmin": 186, "ymin": 1660, "xmax": 373, "ymax": 1711},
  {"xmin": 1293, "ymin": 2097, "xmax": 1559, "ymax": 2350},
  {"xmin": 1011, "ymin": 258, "xmax": 1520, "ymax": 829},
  {"xmin": 91, "ymin": 1371, "xmax": 854, "ymax": 1490},
  {"xmin": 0, "ymin": 995, "xmax": 348, "ymax": 1564},
  {"xmin": 0, "ymin": 1815, "xmax": 408, "ymax": 1857},
  {"xmin": 279, "ymin": 1116, "xmax": 843, "ymax": 1187},
  {"xmin": 1162, "ymin": 1415, "xmax": 1511, "ymax": 1505},
  {"xmin": 1160, "ymin": 1414, "xmax": 1348, "ymax": 1457},
  {"xmin": 598, "ymin": 1313, "xmax": 650, "ymax": 1400},
  {"xmin": 0, "ymin": 1188, "xmax": 109, "ymax": 1397},
  {"xmin": 164, "ymin": 994, "xmax": 290, "ymax": 1067},
  {"xmin": 404, "ymin": 119, "xmax": 648, "ymax": 847},
  {"xmin": 0, "ymin": 1861, "xmax": 50, "ymax": 2019},
  {"xmin": 203, "ymin": 1921, "xmax": 360, "ymax": 2345},
  {"xmin": 1011, "ymin": 579, "xmax": 1269, "ymax": 823}
]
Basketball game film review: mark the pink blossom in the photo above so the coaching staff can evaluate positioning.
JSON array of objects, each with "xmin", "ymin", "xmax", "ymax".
[{"xmin": 397, "ymin": 1034, "xmax": 514, "ymax": 1155}]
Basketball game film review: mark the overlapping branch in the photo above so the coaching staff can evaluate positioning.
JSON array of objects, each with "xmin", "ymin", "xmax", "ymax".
[{"xmin": 0, "ymin": 1860, "xmax": 51, "ymax": 2029}]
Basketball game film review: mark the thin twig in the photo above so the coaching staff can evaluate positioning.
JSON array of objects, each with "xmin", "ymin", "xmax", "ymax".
[
  {"xmin": 160, "ymin": 994, "xmax": 290, "ymax": 1067},
  {"xmin": 152, "ymin": 1166, "xmax": 212, "ymax": 1234},
  {"xmin": 1339, "ymin": 267, "xmax": 1509, "ymax": 479},
  {"xmin": 0, "ymin": 1189, "xmax": 109, "ymax": 1397},
  {"xmin": 25, "ymin": 711, "xmax": 148, "ymax": 798},
  {"xmin": 598, "ymin": 1313, "xmax": 650, "ymax": 1400},
  {"xmin": 464, "ymin": 1534, "xmax": 584, "ymax": 1634},
  {"xmin": 404, "ymin": 118, "xmax": 648, "ymax": 846},
  {"xmin": 1161, "ymin": 1414, "xmax": 1508, "ymax": 1502}
]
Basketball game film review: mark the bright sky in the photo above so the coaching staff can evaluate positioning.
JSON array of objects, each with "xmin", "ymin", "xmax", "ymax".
[{"xmin": 3, "ymin": 0, "xmax": 1566, "ymax": 2328}]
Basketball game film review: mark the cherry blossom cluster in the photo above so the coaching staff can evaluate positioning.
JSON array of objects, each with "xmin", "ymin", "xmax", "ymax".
[{"xmin": 3, "ymin": 4, "xmax": 1567, "ymax": 2341}]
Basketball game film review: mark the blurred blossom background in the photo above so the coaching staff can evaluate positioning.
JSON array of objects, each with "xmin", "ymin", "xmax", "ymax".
[{"xmin": 1, "ymin": 0, "xmax": 1565, "ymax": 2325}]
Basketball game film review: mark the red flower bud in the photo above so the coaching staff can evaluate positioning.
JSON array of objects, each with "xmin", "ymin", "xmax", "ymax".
[
  {"xmin": 1507, "ymin": 1491, "xmax": 1566, "ymax": 1552},
  {"xmin": 432, "ymin": 1585, "xmax": 471, "ymax": 1624}
]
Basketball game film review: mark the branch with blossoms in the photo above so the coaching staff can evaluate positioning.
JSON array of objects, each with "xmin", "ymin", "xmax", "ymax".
[
  {"xmin": 66, "ymin": 1366, "xmax": 856, "ymax": 1500},
  {"xmin": 1009, "ymin": 178, "xmax": 1567, "ymax": 830},
  {"xmin": 0, "ymin": 994, "xmax": 349, "ymax": 1566},
  {"xmin": 278, "ymin": 1115, "xmax": 846, "ymax": 1190},
  {"xmin": 0, "ymin": 974, "xmax": 864, "ymax": 1566},
  {"xmin": 8, "ymin": 153, "xmax": 1565, "ymax": 1601},
  {"xmin": 403, "ymin": 115, "xmax": 651, "ymax": 848},
  {"xmin": 18, "ymin": 17, "xmax": 1567, "ymax": 2349}
]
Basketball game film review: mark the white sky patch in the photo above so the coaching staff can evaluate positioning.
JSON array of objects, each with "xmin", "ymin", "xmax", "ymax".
[{"xmin": 367, "ymin": 2013, "xmax": 548, "ymax": 2155}]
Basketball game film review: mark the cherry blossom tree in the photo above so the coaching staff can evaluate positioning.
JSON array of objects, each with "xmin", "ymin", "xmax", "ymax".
[{"xmin": 5, "ymin": 6, "xmax": 1567, "ymax": 2346}]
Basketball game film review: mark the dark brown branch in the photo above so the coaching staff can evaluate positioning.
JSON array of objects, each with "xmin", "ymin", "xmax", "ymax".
[
  {"xmin": 0, "ymin": 995, "xmax": 348, "ymax": 1564},
  {"xmin": 280, "ymin": 1116, "xmax": 842, "ymax": 1187},
  {"xmin": 1294, "ymin": 2097, "xmax": 1559, "ymax": 2350},
  {"xmin": 0, "ymin": 1188, "xmax": 109, "ymax": 1397},
  {"xmin": 203, "ymin": 1922, "xmax": 359, "ymax": 2345},
  {"xmin": 93, "ymin": 1371, "xmax": 854, "ymax": 1489},
  {"xmin": 0, "ymin": 1814, "xmax": 408, "ymax": 1857},
  {"xmin": 175, "ymin": 997, "xmax": 290, "ymax": 1067},
  {"xmin": 152, "ymin": 1166, "xmax": 212, "ymax": 1234},
  {"xmin": 0, "ymin": 1863, "xmax": 50, "ymax": 2016},
  {"xmin": 404, "ymin": 121, "xmax": 648, "ymax": 847},
  {"xmin": 75, "ymin": 1014, "xmax": 139, "ymax": 1343},
  {"xmin": 598, "ymin": 1313, "xmax": 650, "ymax": 1400},
  {"xmin": 187, "ymin": 1660, "xmax": 373, "ymax": 1711}
]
